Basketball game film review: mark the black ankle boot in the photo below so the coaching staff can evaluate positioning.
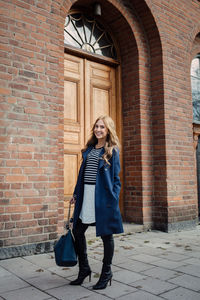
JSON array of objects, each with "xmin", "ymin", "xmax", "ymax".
[
  {"xmin": 70, "ymin": 260, "xmax": 91, "ymax": 285},
  {"xmin": 93, "ymin": 264, "xmax": 112, "ymax": 290}
]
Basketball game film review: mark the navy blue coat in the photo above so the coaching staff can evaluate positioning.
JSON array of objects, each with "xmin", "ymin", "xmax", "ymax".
[{"xmin": 73, "ymin": 146, "xmax": 124, "ymax": 237}]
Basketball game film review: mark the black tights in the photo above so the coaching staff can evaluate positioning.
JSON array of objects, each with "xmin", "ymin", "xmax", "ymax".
[{"xmin": 73, "ymin": 219, "xmax": 114, "ymax": 265}]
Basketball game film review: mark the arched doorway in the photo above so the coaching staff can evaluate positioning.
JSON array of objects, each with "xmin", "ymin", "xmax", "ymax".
[
  {"xmin": 60, "ymin": 0, "xmax": 163, "ymax": 230},
  {"xmin": 63, "ymin": 11, "xmax": 123, "ymax": 218}
]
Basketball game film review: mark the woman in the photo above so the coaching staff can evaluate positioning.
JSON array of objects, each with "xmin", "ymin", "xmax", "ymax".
[{"xmin": 70, "ymin": 115, "xmax": 123, "ymax": 290}]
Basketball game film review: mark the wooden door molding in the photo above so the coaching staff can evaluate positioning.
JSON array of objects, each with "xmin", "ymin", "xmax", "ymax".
[{"xmin": 64, "ymin": 46, "xmax": 119, "ymax": 67}]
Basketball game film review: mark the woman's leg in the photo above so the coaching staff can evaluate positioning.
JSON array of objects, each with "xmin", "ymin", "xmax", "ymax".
[
  {"xmin": 93, "ymin": 234, "xmax": 114, "ymax": 290},
  {"xmin": 70, "ymin": 219, "xmax": 91, "ymax": 285},
  {"xmin": 102, "ymin": 234, "xmax": 114, "ymax": 265},
  {"xmin": 73, "ymin": 218, "xmax": 89, "ymax": 262}
]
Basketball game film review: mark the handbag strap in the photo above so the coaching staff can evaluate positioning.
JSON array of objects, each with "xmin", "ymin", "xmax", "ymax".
[
  {"xmin": 66, "ymin": 202, "xmax": 74, "ymax": 230},
  {"xmin": 67, "ymin": 202, "xmax": 71, "ymax": 224}
]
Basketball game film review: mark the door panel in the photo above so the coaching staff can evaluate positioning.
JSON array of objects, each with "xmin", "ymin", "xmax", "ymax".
[
  {"xmin": 64, "ymin": 54, "xmax": 123, "ymax": 218},
  {"xmin": 64, "ymin": 54, "xmax": 84, "ymax": 215},
  {"xmin": 64, "ymin": 80, "xmax": 78, "ymax": 122},
  {"xmin": 92, "ymin": 87, "xmax": 110, "ymax": 119},
  {"xmin": 64, "ymin": 154, "xmax": 78, "ymax": 195},
  {"xmin": 85, "ymin": 60, "xmax": 117, "ymax": 141}
]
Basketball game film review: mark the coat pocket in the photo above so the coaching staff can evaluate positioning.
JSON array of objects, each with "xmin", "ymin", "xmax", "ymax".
[{"xmin": 105, "ymin": 186, "xmax": 117, "ymax": 207}]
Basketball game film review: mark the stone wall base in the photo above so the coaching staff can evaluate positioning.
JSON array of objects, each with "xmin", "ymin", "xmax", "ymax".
[
  {"xmin": 154, "ymin": 219, "xmax": 198, "ymax": 232},
  {"xmin": 0, "ymin": 241, "xmax": 55, "ymax": 260}
]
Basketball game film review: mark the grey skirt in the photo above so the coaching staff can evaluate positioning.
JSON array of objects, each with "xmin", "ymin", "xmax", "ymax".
[{"xmin": 79, "ymin": 184, "xmax": 96, "ymax": 224}]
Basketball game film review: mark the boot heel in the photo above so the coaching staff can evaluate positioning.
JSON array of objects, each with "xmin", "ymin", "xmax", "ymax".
[
  {"xmin": 89, "ymin": 272, "xmax": 92, "ymax": 282},
  {"xmin": 109, "ymin": 277, "xmax": 112, "ymax": 286}
]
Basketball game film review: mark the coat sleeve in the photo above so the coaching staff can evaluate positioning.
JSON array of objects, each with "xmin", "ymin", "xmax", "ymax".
[
  {"xmin": 112, "ymin": 149, "xmax": 121, "ymax": 199},
  {"xmin": 73, "ymin": 158, "xmax": 84, "ymax": 198}
]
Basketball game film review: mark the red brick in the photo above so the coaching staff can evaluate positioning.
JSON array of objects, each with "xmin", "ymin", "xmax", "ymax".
[
  {"xmin": 6, "ymin": 175, "xmax": 27, "ymax": 183},
  {"xmin": 10, "ymin": 229, "xmax": 22, "ymax": 237},
  {"xmin": 5, "ymin": 206, "xmax": 27, "ymax": 213},
  {"xmin": 4, "ymin": 237, "xmax": 28, "ymax": 246},
  {"xmin": 22, "ymin": 227, "xmax": 43, "ymax": 236},
  {"xmin": 28, "ymin": 234, "xmax": 48, "ymax": 243}
]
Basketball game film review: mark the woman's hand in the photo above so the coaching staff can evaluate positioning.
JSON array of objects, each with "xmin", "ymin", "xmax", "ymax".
[{"xmin": 70, "ymin": 196, "xmax": 76, "ymax": 205}]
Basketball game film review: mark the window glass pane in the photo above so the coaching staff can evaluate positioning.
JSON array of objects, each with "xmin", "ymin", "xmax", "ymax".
[
  {"xmin": 64, "ymin": 19, "xmax": 82, "ymax": 48},
  {"xmin": 191, "ymin": 55, "xmax": 200, "ymax": 123},
  {"xmin": 83, "ymin": 18, "xmax": 93, "ymax": 43},
  {"xmin": 64, "ymin": 13, "xmax": 117, "ymax": 59},
  {"xmin": 74, "ymin": 18, "xmax": 85, "ymax": 43},
  {"xmin": 191, "ymin": 58, "xmax": 200, "ymax": 77}
]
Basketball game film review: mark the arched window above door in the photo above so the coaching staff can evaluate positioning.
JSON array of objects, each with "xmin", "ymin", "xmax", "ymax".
[{"xmin": 64, "ymin": 12, "xmax": 117, "ymax": 60}]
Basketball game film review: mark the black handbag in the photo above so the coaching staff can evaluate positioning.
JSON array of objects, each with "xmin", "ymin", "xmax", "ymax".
[{"xmin": 54, "ymin": 203, "xmax": 77, "ymax": 267}]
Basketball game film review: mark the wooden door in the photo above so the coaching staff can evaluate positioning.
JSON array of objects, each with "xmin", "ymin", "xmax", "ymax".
[{"xmin": 64, "ymin": 53, "xmax": 123, "ymax": 217}]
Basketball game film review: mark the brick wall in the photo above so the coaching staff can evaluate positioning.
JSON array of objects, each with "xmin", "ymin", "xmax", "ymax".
[
  {"xmin": 0, "ymin": 0, "xmax": 200, "ymax": 257},
  {"xmin": 0, "ymin": 0, "xmax": 64, "ymax": 256},
  {"xmin": 148, "ymin": 0, "xmax": 200, "ymax": 230}
]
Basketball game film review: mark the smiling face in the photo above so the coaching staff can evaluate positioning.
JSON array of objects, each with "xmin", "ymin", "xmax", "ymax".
[{"xmin": 94, "ymin": 119, "xmax": 108, "ymax": 142}]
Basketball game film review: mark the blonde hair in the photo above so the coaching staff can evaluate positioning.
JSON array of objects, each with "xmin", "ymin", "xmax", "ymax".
[{"xmin": 82, "ymin": 115, "xmax": 120, "ymax": 165}]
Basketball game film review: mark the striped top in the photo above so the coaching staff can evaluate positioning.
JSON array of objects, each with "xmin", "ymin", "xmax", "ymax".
[{"xmin": 84, "ymin": 147, "xmax": 103, "ymax": 184}]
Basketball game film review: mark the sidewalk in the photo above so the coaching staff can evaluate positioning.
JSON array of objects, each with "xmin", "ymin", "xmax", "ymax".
[{"xmin": 0, "ymin": 224, "xmax": 200, "ymax": 300}]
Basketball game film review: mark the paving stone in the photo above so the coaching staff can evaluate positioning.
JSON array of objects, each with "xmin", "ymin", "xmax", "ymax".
[
  {"xmin": 156, "ymin": 253, "xmax": 189, "ymax": 262},
  {"xmin": 160, "ymin": 287, "xmax": 200, "ymax": 300},
  {"xmin": 113, "ymin": 269, "xmax": 146, "ymax": 284},
  {"xmin": 0, "ymin": 257, "xmax": 41, "ymax": 279},
  {"xmin": 137, "ymin": 240, "xmax": 173, "ymax": 250},
  {"xmin": 46, "ymin": 284, "xmax": 93, "ymax": 300},
  {"xmin": 182, "ymin": 258, "xmax": 200, "ymax": 265},
  {"xmin": 168, "ymin": 247, "xmax": 189, "ymax": 255},
  {"xmin": 130, "ymin": 277, "xmax": 176, "ymax": 295},
  {"xmin": 141, "ymin": 267, "xmax": 182, "ymax": 280},
  {"xmin": 150, "ymin": 258, "xmax": 186, "ymax": 270},
  {"xmin": 1, "ymin": 286, "xmax": 50, "ymax": 300},
  {"xmin": 112, "ymin": 252, "xmax": 139, "ymax": 264},
  {"xmin": 117, "ymin": 260, "xmax": 153, "ymax": 272},
  {"xmin": 0, "ymin": 274, "xmax": 29, "ymax": 294},
  {"xmin": 47, "ymin": 265, "xmax": 79, "ymax": 278},
  {"xmin": 184, "ymin": 251, "xmax": 200, "ymax": 259},
  {"xmin": 132, "ymin": 254, "xmax": 161, "ymax": 264},
  {"xmin": 168, "ymin": 274, "xmax": 200, "ymax": 291},
  {"xmin": 117, "ymin": 290, "xmax": 164, "ymax": 300},
  {"xmin": 0, "ymin": 266, "xmax": 12, "ymax": 278},
  {"xmin": 26, "ymin": 270, "xmax": 69, "ymax": 290},
  {"xmin": 136, "ymin": 247, "xmax": 169, "ymax": 256},
  {"xmin": 115, "ymin": 247, "xmax": 139, "ymax": 258},
  {"xmin": 175, "ymin": 264, "xmax": 200, "ymax": 278},
  {"xmin": 24, "ymin": 253, "xmax": 56, "ymax": 269},
  {"xmin": 89, "ymin": 280, "xmax": 137, "ymax": 299}
]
